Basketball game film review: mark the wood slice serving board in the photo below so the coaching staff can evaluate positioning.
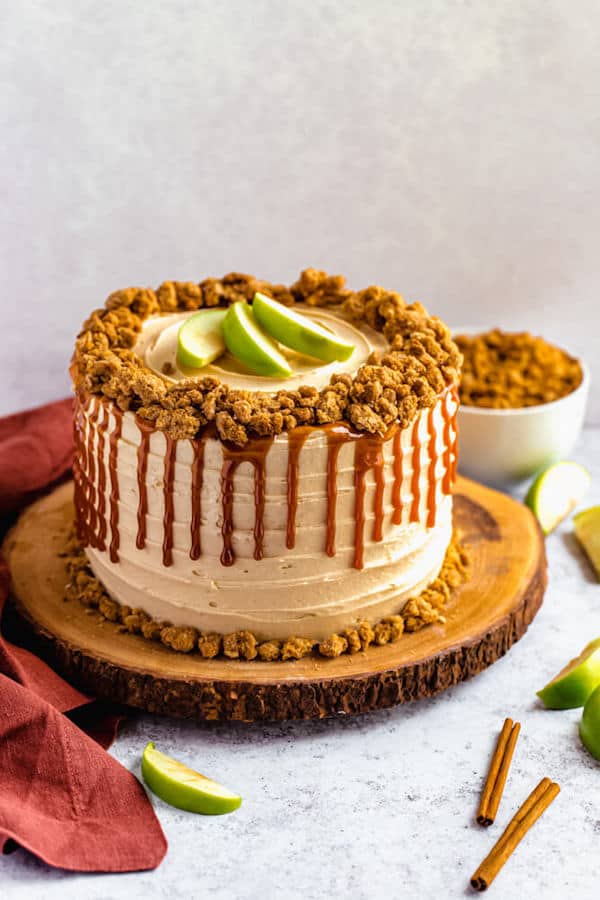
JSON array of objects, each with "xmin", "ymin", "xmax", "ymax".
[{"xmin": 3, "ymin": 477, "xmax": 546, "ymax": 723}]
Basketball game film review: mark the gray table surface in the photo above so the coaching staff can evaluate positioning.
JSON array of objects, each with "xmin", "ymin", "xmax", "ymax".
[{"xmin": 2, "ymin": 430, "xmax": 599, "ymax": 900}]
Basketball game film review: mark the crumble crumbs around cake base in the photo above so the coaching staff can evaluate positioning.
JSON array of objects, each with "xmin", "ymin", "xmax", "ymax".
[{"xmin": 63, "ymin": 531, "xmax": 470, "ymax": 661}]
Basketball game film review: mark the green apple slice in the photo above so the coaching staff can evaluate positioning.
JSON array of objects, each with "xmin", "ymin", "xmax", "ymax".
[
  {"xmin": 141, "ymin": 741, "xmax": 242, "ymax": 815},
  {"xmin": 222, "ymin": 301, "xmax": 292, "ymax": 377},
  {"xmin": 537, "ymin": 638, "xmax": 600, "ymax": 709},
  {"xmin": 252, "ymin": 292, "xmax": 355, "ymax": 362},
  {"xmin": 525, "ymin": 461, "xmax": 591, "ymax": 534},
  {"xmin": 573, "ymin": 506, "xmax": 600, "ymax": 580},
  {"xmin": 580, "ymin": 684, "xmax": 600, "ymax": 761},
  {"xmin": 176, "ymin": 309, "xmax": 227, "ymax": 370}
]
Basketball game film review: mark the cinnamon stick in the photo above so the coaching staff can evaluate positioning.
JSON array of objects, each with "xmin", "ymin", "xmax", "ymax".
[
  {"xmin": 470, "ymin": 778, "xmax": 560, "ymax": 891},
  {"xmin": 476, "ymin": 718, "xmax": 520, "ymax": 826}
]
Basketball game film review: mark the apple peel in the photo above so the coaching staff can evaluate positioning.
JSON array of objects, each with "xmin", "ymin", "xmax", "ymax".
[
  {"xmin": 537, "ymin": 638, "xmax": 600, "ymax": 709},
  {"xmin": 252, "ymin": 292, "xmax": 355, "ymax": 363},
  {"xmin": 222, "ymin": 301, "xmax": 292, "ymax": 377},
  {"xmin": 141, "ymin": 741, "xmax": 242, "ymax": 815}
]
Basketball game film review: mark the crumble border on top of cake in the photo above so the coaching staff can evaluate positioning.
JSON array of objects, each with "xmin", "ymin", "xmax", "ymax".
[
  {"xmin": 63, "ymin": 528, "xmax": 470, "ymax": 661},
  {"xmin": 71, "ymin": 268, "xmax": 462, "ymax": 446}
]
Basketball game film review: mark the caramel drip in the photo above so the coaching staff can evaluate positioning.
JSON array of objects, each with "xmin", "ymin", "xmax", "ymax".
[
  {"xmin": 372, "ymin": 451, "xmax": 385, "ymax": 542},
  {"xmin": 96, "ymin": 404, "xmax": 109, "ymax": 551},
  {"xmin": 135, "ymin": 418, "xmax": 154, "ymax": 550},
  {"xmin": 162, "ymin": 436, "xmax": 177, "ymax": 567},
  {"xmin": 136, "ymin": 424, "xmax": 206, "ymax": 562},
  {"xmin": 190, "ymin": 437, "xmax": 206, "ymax": 560},
  {"xmin": 286, "ymin": 427, "xmax": 310, "ymax": 550},
  {"xmin": 392, "ymin": 426, "xmax": 403, "ymax": 526},
  {"xmin": 85, "ymin": 398, "xmax": 101, "ymax": 547},
  {"xmin": 353, "ymin": 434, "xmax": 386, "ymax": 570},
  {"xmin": 72, "ymin": 394, "xmax": 87, "ymax": 545},
  {"xmin": 426, "ymin": 406, "xmax": 438, "ymax": 528},
  {"xmin": 442, "ymin": 387, "xmax": 453, "ymax": 494},
  {"xmin": 253, "ymin": 443, "xmax": 269, "ymax": 563},
  {"xmin": 325, "ymin": 427, "xmax": 354, "ymax": 557},
  {"xmin": 108, "ymin": 408, "xmax": 123, "ymax": 563},
  {"xmin": 220, "ymin": 437, "xmax": 274, "ymax": 567},
  {"xmin": 220, "ymin": 456, "xmax": 237, "ymax": 567},
  {"xmin": 409, "ymin": 415, "xmax": 422, "ymax": 523},
  {"xmin": 84, "ymin": 389, "xmax": 455, "ymax": 573},
  {"xmin": 450, "ymin": 386, "xmax": 459, "ymax": 486}
]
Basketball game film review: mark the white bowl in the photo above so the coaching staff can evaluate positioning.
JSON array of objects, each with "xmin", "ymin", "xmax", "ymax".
[{"xmin": 453, "ymin": 328, "xmax": 590, "ymax": 489}]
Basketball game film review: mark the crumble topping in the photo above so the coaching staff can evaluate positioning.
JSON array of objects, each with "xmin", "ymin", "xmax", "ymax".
[
  {"xmin": 63, "ymin": 530, "xmax": 469, "ymax": 660},
  {"xmin": 198, "ymin": 632, "xmax": 222, "ymax": 659},
  {"xmin": 456, "ymin": 329, "xmax": 583, "ymax": 409},
  {"xmin": 72, "ymin": 269, "xmax": 461, "ymax": 445}
]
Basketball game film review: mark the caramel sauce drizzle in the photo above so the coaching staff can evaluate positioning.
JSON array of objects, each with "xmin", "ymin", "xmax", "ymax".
[
  {"xmin": 108, "ymin": 408, "xmax": 123, "ymax": 563},
  {"xmin": 73, "ymin": 394, "xmax": 106, "ymax": 549},
  {"xmin": 441, "ymin": 387, "xmax": 454, "ymax": 494},
  {"xmin": 426, "ymin": 406, "xmax": 438, "ymax": 528},
  {"xmin": 286, "ymin": 427, "xmax": 310, "ymax": 549},
  {"xmin": 220, "ymin": 456, "xmax": 237, "ymax": 567},
  {"xmin": 190, "ymin": 437, "xmax": 206, "ymax": 560},
  {"xmin": 75, "ymin": 382, "xmax": 457, "ymax": 572},
  {"xmin": 72, "ymin": 394, "xmax": 87, "ymax": 544},
  {"xmin": 325, "ymin": 427, "xmax": 355, "ymax": 557},
  {"xmin": 220, "ymin": 437, "xmax": 274, "ymax": 567},
  {"xmin": 95, "ymin": 403, "xmax": 109, "ymax": 551},
  {"xmin": 85, "ymin": 397, "xmax": 101, "ymax": 547},
  {"xmin": 135, "ymin": 418, "xmax": 154, "ymax": 550},
  {"xmin": 449, "ymin": 385, "xmax": 459, "ymax": 486},
  {"xmin": 353, "ymin": 433, "xmax": 386, "ymax": 570},
  {"xmin": 409, "ymin": 416, "xmax": 422, "ymax": 523},
  {"xmin": 162, "ymin": 435, "xmax": 177, "ymax": 567},
  {"xmin": 392, "ymin": 426, "xmax": 403, "ymax": 526}
]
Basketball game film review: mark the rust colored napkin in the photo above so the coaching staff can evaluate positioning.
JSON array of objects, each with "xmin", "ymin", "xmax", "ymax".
[{"xmin": 0, "ymin": 398, "xmax": 167, "ymax": 872}]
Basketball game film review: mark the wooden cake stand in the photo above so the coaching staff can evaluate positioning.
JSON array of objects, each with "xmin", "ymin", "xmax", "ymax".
[{"xmin": 2, "ymin": 477, "xmax": 546, "ymax": 722}]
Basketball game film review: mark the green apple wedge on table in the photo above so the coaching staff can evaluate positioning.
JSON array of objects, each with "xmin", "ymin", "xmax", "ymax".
[
  {"xmin": 525, "ymin": 461, "xmax": 591, "ymax": 534},
  {"xmin": 176, "ymin": 308, "xmax": 227, "ymax": 369},
  {"xmin": 142, "ymin": 741, "xmax": 242, "ymax": 815},
  {"xmin": 580, "ymin": 685, "xmax": 600, "ymax": 761},
  {"xmin": 537, "ymin": 638, "xmax": 600, "ymax": 709},
  {"xmin": 252, "ymin": 291, "xmax": 355, "ymax": 362},
  {"xmin": 573, "ymin": 506, "xmax": 600, "ymax": 580},
  {"xmin": 222, "ymin": 301, "xmax": 292, "ymax": 377}
]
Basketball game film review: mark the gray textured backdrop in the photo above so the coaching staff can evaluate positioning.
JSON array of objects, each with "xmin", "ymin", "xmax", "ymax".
[{"xmin": 2, "ymin": 1, "xmax": 598, "ymax": 420}]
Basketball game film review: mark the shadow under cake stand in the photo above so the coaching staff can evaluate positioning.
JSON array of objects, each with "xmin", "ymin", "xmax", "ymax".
[{"xmin": 2, "ymin": 477, "xmax": 546, "ymax": 722}]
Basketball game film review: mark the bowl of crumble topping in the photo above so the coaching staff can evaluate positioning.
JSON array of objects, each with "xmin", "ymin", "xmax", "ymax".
[{"xmin": 453, "ymin": 327, "xmax": 590, "ymax": 488}]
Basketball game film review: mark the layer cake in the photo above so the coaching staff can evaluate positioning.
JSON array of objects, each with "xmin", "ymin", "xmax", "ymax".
[{"xmin": 70, "ymin": 269, "xmax": 464, "ymax": 659}]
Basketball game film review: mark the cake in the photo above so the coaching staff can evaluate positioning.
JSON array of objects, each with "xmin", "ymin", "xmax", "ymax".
[{"xmin": 69, "ymin": 269, "xmax": 466, "ymax": 661}]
